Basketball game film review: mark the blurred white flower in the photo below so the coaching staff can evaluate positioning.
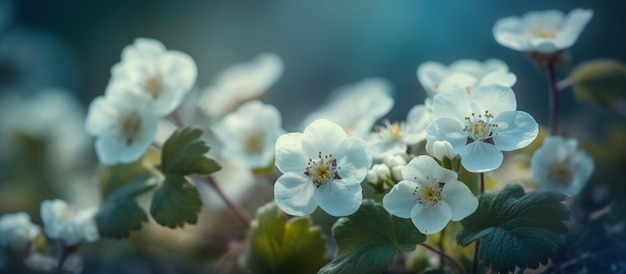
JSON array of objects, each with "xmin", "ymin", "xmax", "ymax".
[
  {"xmin": 366, "ymin": 164, "xmax": 391, "ymax": 184},
  {"xmin": 0, "ymin": 212, "xmax": 40, "ymax": 251},
  {"xmin": 367, "ymin": 104, "xmax": 430, "ymax": 159},
  {"xmin": 197, "ymin": 53, "xmax": 283, "ymax": 121},
  {"xmin": 427, "ymin": 85, "xmax": 538, "ymax": 172},
  {"xmin": 274, "ymin": 119, "xmax": 372, "ymax": 216},
  {"xmin": 23, "ymin": 252, "xmax": 83, "ymax": 274},
  {"xmin": 40, "ymin": 199, "xmax": 99, "ymax": 246},
  {"xmin": 212, "ymin": 100, "xmax": 285, "ymax": 169},
  {"xmin": 383, "ymin": 155, "xmax": 478, "ymax": 234},
  {"xmin": 493, "ymin": 8, "xmax": 593, "ymax": 53},
  {"xmin": 531, "ymin": 136, "xmax": 594, "ymax": 196},
  {"xmin": 300, "ymin": 78, "xmax": 394, "ymax": 137},
  {"xmin": 194, "ymin": 158, "xmax": 257, "ymax": 209},
  {"xmin": 111, "ymin": 37, "xmax": 197, "ymax": 117},
  {"xmin": 85, "ymin": 81, "xmax": 158, "ymax": 165},
  {"xmin": 417, "ymin": 59, "xmax": 516, "ymax": 97}
]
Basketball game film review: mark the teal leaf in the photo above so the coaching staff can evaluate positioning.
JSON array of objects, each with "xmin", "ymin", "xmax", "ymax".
[
  {"xmin": 245, "ymin": 202, "xmax": 327, "ymax": 274},
  {"xmin": 96, "ymin": 178, "xmax": 157, "ymax": 239},
  {"xmin": 570, "ymin": 59, "xmax": 626, "ymax": 108},
  {"xmin": 319, "ymin": 200, "xmax": 426, "ymax": 274},
  {"xmin": 457, "ymin": 184, "xmax": 569, "ymax": 273},
  {"xmin": 149, "ymin": 174, "xmax": 203, "ymax": 228},
  {"xmin": 160, "ymin": 127, "xmax": 221, "ymax": 176},
  {"xmin": 98, "ymin": 160, "xmax": 154, "ymax": 200}
]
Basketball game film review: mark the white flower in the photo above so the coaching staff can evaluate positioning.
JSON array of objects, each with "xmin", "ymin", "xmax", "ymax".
[
  {"xmin": 425, "ymin": 140, "xmax": 459, "ymax": 162},
  {"xmin": 198, "ymin": 53, "xmax": 283, "ymax": 121},
  {"xmin": 531, "ymin": 136, "xmax": 594, "ymax": 197},
  {"xmin": 383, "ymin": 155, "xmax": 478, "ymax": 234},
  {"xmin": 366, "ymin": 164, "xmax": 391, "ymax": 184},
  {"xmin": 274, "ymin": 119, "xmax": 372, "ymax": 216},
  {"xmin": 367, "ymin": 104, "xmax": 430, "ymax": 159},
  {"xmin": 427, "ymin": 85, "xmax": 538, "ymax": 173},
  {"xmin": 212, "ymin": 100, "xmax": 285, "ymax": 169},
  {"xmin": 0, "ymin": 212, "xmax": 40, "ymax": 251},
  {"xmin": 111, "ymin": 37, "xmax": 197, "ymax": 116},
  {"xmin": 300, "ymin": 78, "xmax": 394, "ymax": 137},
  {"xmin": 40, "ymin": 200, "xmax": 99, "ymax": 246},
  {"xmin": 85, "ymin": 82, "xmax": 158, "ymax": 165},
  {"xmin": 493, "ymin": 8, "xmax": 593, "ymax": 53},
  {"xmin": 417, "ymin": 59, "xmax": 517, "ymax": 97}
]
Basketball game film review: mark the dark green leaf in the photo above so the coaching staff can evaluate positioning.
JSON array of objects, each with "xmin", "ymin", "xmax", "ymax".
[
  {"xmin": 457, "ymin": 184, "xmax": 570, "ymax": 273},
  {"xmin": 98, "ymin": 160, "xmax": 154, "ymax": 199},
  {"xmin": 160, "ymin": 127, "xmax": 221, "ymax": 175},
  {"xmin": 245, "ymin": 202, "xmax": 327, "ymax": 274},
  {"xmin": 96, "ymin": 178, "xmax": 157, "ymax": 239},
  {"xmin": 319, "ymin": 200, "xmax": 426, "ymax": 274},
  {"xmin": 570, "ymin": 59, "xmax": 626, "ymax": 108},
  {"xmin": 149, "ymin": 175, "xmax": 203, "ymax": 228}
]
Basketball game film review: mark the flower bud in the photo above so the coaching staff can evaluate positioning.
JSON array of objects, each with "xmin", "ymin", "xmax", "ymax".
[
  {"xmin": 426, "ymin": 140, "xmax": 458, "ymax": 161},
  {"xmin": 383, "ymin": 154, "xmax": 407, "ymax": 167},
  {"xmin": 391, "ymin": 165, "xmax": 404, "ymax": 181}
]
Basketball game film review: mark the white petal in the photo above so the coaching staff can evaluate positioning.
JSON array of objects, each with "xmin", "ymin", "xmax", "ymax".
[
  {"xmin": 437, "ymin": 73, "xmax": 478, "ymax": 92},
  {"xmin": 410, "ymin": 202, "xmax": 452, "ymax": 234},
  {"xmin": 337, "ymin": 136, "xmax": 372, "ymax": 185},
  {"xmin": 492, "ymin": 16, "xmax": 530, "ymax": 51},
  {"xmin": 314, "ymin": 180, "xmax": 362, "ymax": 217},
  {"xmin": 493, "ymin": 111, "xmax": 538, "ymax": 151},
  {"xmin": 274, "ymin": 173, "xmax": 317, "ymax": 216},
  {"xmin": 431, "ymin": 88, "xmax": 472, "ymax": 121},
  {"xmin": 40, "ymin": 199, "xmax": 69, "ymax": 239},
  {"xmin": 274, "ymin": 133, "xmax": 306, "ymax": 174},
  {"xmin": 442, "ymin": 181, "xmax": 478, "ymax": 221},
  {"xmin": 479, "ymin": 70, "xmax": 517, "ymax": 88},
  {"xmin": 460, "ymin": 141, "xmax": 503, "ymax": 173},
  {"xmin": 383, "ymin": 180, "xmax": 419, "ymax": 218},
  {"xmin": 417, "ymin": 61, "xmax": 448, "ymax": 96},
  {"xmin": 85, "ymin": 96, "xmax": 115, "ymax": 136},
  {"xmin": 404, "ymin": 104, "xmax": 430, "ymax": 145},
  {"xmin": 554, "ymin": 8, "xmax": 593, "ymax": 50},
  {"xmin": 426, "ymin": 118, "xmax": 467, "ymax": 152},
  {"xmin": 301, "ymin": 119, "xmax": 347, "ymax": 158},
  {"xmin": 471, "ymin": 85, "xmax": 517, "ymax": 117}
]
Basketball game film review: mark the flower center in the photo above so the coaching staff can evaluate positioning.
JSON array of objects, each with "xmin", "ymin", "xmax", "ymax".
[
  {"xmin": 120, "ymin": 111, "xmax": 142, "ymax": 145},
  {"xmin": 304, "ymin": 152, "xmax": 341, "ymax": 188},
  {"xmin": 412, "ymin": 177, "xmax": 446, "ymax": 207},
  {"xmin": 463, "ymin": 111, "xmax": 498, "ymax": 144},
  {"xmin": 525, "ymin": 24, "xmax": 557, "ymax": 39},
  {"xmin": 145, "ymin": 76, "xmax": 164, "ymax": 99},
  {"xmin": 375, "ymin": 120, "xmax": 405, "ymax": 145},
  {"xmin": 245, "ymin": 135, "xmax": 264, "ymax": 154},
  {"xmin": 548, "ymin": 162, "xmax": 574, "ymax": 186}
]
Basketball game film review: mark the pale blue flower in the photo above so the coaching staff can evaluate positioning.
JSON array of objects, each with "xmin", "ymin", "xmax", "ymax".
[
  {"xmin": 274, "ymin": 119, "xmax": 372, "ymax": 216},
  {"xmin": 40, "ymin": 200, "xmax": 99, "ymax": 246},
  {"xmin": 427, "ymin": 85, "xmax": 538, "ymax": 172},
  {"xmin": 531, "ymin": 136, "xmax": 594, "ymax": 197}
]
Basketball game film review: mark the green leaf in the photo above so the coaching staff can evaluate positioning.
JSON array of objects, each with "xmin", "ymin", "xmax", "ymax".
[
  {"xmin": 319, "ymin": 200, "xmax": 426, "ymax": 274},
  {"xmin": 149, "ymin": 174, "xmax": 203, "ymax": 228},
  {"xmin": 96, "ymin": 178, "xmax": 157, "ymax": 239},
  {"xmin": 98, "ymin": 160, "xmax": 154, "ymax": 199},
  {"xmin": 160, "ymin": 127, "xmax": 221, "ymax": 175},
  {"xmin": 570, "ymin": 59, "xmax": 626, "ymax": 108},
  {"xmin": 457, "ymin": 184, "xmax": 570, "ymax": 273},
  {"xmin": 245, "ymin": 202, "xmax": 327, "ymax": 274}
]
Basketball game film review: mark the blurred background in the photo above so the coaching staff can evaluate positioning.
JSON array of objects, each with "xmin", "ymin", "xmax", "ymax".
[{"xmin": 1, "ymin": 0, "xmax": 625, "ymax": 273}]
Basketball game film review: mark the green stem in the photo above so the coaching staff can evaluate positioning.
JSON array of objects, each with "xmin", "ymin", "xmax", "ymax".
[
  {"xmin": 201, "ymin": 175, "xmax": 252, "ymax": 228},
  {"xmin": 472, "ymin": 172, "xmax": 485, "ymax": 274},
  {"xmin": 546, "ymin": 59, "xmax": 560, "ymax": 135},
  {"xmin": 438, "ymin": 226, "xmax": 447, "ymax": 270},
  {"xmin": 420, "ymin": 243, "xmax": 466, "ymax": 274}
]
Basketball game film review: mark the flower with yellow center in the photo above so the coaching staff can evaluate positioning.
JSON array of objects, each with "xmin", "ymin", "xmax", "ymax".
[
  {"xmin": 531, "ymin": 136, "xmax": 594, "ymax": 197},
  {"xmin": 40, "ymin": 200, "xmax": 99, "ymax": 246},
  {"xmin": 427, "ymin": 84, "xmax": 538, "ymax": 172},
  {"xmin": 274, "ymin": 119, "xmax": 372, "ymax": 217},
  {"xmin": 493, "ymin": 8, "xmax": 593, "ymax": 53},
  {"xmin": 383, "ymin": 155, "xmax": 478, "ymax": 234},
  {"xmin": 367, "ymin": 104, "xmax": 430, "ymax": 159}
]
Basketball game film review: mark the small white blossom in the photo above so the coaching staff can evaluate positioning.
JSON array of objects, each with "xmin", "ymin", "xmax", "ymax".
[
  {"xmin": 425, "ymin": 140, "xmax": 459, "ymax": 162},
  {"xmin": 40, "ymin": 200, "xmax": 99, "ymax": 246},
  {"xmin": 427, "ymin": 85, "xmax": 538, "ymax": 172},
  {"xmin": 366, "ymin": 164, "xmax": 391, "ymax": 184},
  {"xmin": 111, "ymin": 37, "xmax": 197, "ymax": 116},
  {"xmin": 300, "ymin": 78, "xmax": 394, "ymax": 137},
  {"xmin": 274, "ymin": 119, "xmax": 372, "ymax": 216},
  {"xmin": 198, "ymin": 53, "xmax": 283, "ymax": 121},
  {"xmin": 368, "ymin": 104, "xmax": 430, "ymax": 159},
  {"xmin": 212, "ymin": 100, "xmax": 285, "ymax": 169},
  {"xmin": 417, "ymin": 59, "xmax": 517, "ymax": 97},
  {"xmin": 0, "ymin": 212, "xmax": 40, "ymax": 251},
  {"xmin": 85, "ymin": 82, "xmax": 158, "ymax": 165},
  {"xmin": 383, "ymin": 155, "xmax": 478, "ymax": 234},
  {"xmin": 493, "ymin": 8, "xmax": 593, "ymax": 53},
  {"xmin": 531, "ymin": 136, "xmax": 594, "ymax": 197}
]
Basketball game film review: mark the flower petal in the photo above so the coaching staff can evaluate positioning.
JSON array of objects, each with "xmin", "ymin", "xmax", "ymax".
[
  {"xmin": 383, "ymin": 180, "xmax": 419, "ymax": 219},
  {"xmin": 492, "ymin": 16, "xmax": 530, "ymax": 51},
  {"xmin": 314, "ymin": 180, "xmax": 362, "ymax": 217},
  {"xmin": 471, "ymin": 85, "xmax": 517, "ymax": 117},
  {"xmin": 301, "ymin": 119, "xmax": 347, "ymax": 159},
  {"xmin": 442, "ymin": 181, "xmax": 478, "ymax": 221},
  {"xmin": 410, "ymin": 202, "xmax": 452, "ymax": 234},
  {"xmin": 417, "ymin": 61, "xmax": 448, "ymax": 96},
  {"xmin": 274, "ymin": 132, "xmax": 307, "ymax": 174},
  {"xmin": 274, "ymin": 173, "xmax": 317, "ymax": 216},
  {"xmin": 426, "ymin": 118, "xmax": 467, "ymax": 152},
  {"xmin": 460, "ymin": 141, "xmax": 503, "ymax": 173},
  {"xmin": 554, "ymin": 8, "xmax": 593, "ymax": 50},
  {"xmin": 493, "ymin": 111, "xmax": 539, "ymax": 151},
  {"xmin": 431, "ymin": 88, "xmax": 472, "ymax": 121},
  {"xmin": 337, "ymin": 136, "xmax": 372, "ymax": 185}
]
